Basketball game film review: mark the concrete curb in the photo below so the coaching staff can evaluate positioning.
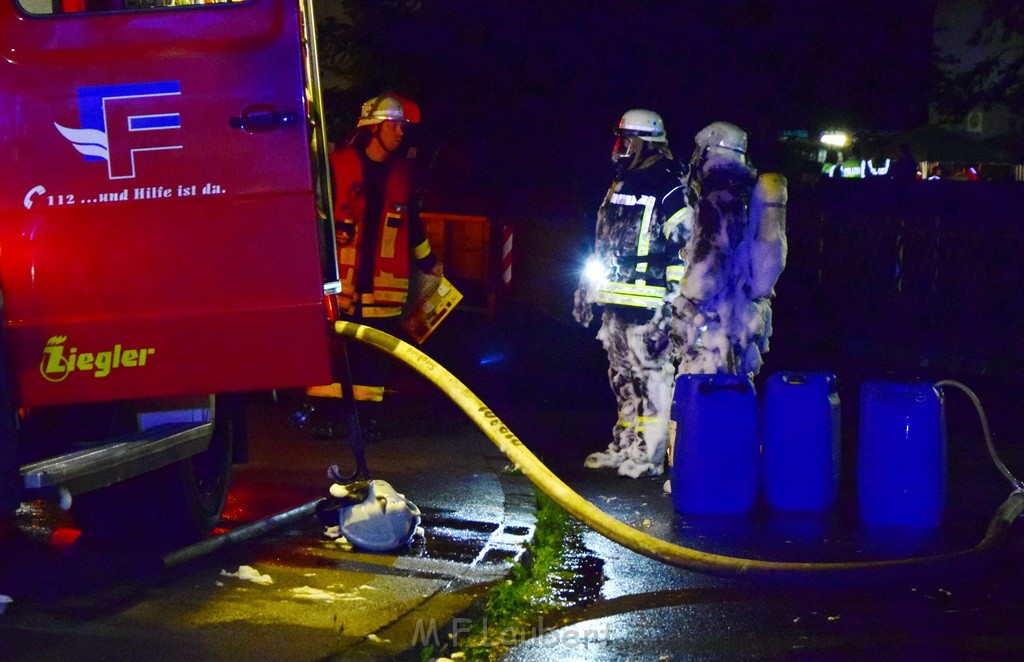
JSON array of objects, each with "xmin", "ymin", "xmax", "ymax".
[{"xmin": 349, "ymin": 473, "xmax": 537, "ymax": 661}]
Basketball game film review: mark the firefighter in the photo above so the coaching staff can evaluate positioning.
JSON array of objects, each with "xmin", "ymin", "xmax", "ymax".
[
  {"xmin": 573, "ymin": 109, "xmax": 690, "ymax": 478},
  {"xmin": 307, "ymin": 92, "xmax": 439, "ymax": 441},
  {"xmin": 670, "ymin": 121, "xmax": 788, "ymax": 379}
]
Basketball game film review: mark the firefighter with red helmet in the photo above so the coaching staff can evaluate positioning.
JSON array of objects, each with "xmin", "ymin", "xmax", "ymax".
[
  {"xmin": 309, "ymin": 92, "xmax": 438, "ymax": 440},
  {"xmin": 573, "ymin": 109, "xmax": 691, "ymax": 478}
]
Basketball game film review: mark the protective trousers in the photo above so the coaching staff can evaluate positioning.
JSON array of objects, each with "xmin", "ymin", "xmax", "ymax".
[{"xmin": 586, "ymin": 307, "xmax": 675, "ymax": 477}]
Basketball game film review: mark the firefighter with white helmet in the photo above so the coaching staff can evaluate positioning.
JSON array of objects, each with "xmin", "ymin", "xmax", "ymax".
[
  {"xmin": 693, "ymin": 120, "xmax": 748, "ymax": 159},
  {"xmin": 670, "ymin": 121, "xmax": 788, "ymax": 378},
  {"xmin": 573, "ymin": 109, "xmax": 691, "ymax": 478}
]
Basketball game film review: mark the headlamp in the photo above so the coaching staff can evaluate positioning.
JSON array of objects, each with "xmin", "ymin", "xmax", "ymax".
[{"xmin": 584, "ymin": 255, "xmax": 609, "ymax": 284}]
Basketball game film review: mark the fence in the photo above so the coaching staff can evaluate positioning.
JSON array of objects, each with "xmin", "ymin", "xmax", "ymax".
[{"xmin": 773, "ymin": 179, "xmax": 1024, "ymax": 380}]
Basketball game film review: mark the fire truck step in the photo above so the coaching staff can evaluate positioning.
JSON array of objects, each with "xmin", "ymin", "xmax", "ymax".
[{"xmin": 19, "ymin": 422, "xmax": 213, "ymax": 496}]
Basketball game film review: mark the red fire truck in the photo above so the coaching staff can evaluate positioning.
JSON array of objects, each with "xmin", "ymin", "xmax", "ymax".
[{"xmin": 0, "ymin": 0, "xmax": 340, "ymax": 544}]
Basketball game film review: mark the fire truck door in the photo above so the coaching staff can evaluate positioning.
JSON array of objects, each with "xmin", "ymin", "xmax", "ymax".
[{"xmin": 0, "ymin": 0, "xmax": 333, "ymax": 406}]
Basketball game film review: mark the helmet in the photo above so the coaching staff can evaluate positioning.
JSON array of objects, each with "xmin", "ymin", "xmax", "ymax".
[
  {"xmin": 694, "ymin": 121, "xmax": 747, "ymax": 157},
  {"xmin": 616, "ymin": 109, "xmax": 667, "ymax": 143},
  {"xmin": 394, "ymin": 94, "xmax": 421, "ymax": 124},
  {"xmin": 356, "ymin": 92, "xmax": 417, "ymax": 128}
]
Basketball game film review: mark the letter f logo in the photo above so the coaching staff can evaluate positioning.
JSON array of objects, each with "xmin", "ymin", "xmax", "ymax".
[{"xmin": 55, "ymin": 81, "xmax": 182, "ymax": 180}]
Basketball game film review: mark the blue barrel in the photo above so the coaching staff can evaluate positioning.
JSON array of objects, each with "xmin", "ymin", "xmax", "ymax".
[
  {"xmin": 857, "ymin": 380, "xmax": 946, "ymax": 528},
  {"xmin": 763, "ymin": 372, "xmax": 841, "ymax": 512},
  {"xmin": 670, "ymin": 374, "xmax": 759, "ymax": 515}
]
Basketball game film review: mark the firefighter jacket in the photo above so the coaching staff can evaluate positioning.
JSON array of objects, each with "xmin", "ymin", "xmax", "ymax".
[
  {"xmin": 592, "ymin": 155, "xmax": 690, "ymax": 310},
  {"xmin": 330, "ymin": 146, "xmax": 435, "ymax": 318}
]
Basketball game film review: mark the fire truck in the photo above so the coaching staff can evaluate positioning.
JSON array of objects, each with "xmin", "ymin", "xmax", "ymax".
[{"xmin": 0, "ymin": 0, "xmax": 341, "ymax": 545}]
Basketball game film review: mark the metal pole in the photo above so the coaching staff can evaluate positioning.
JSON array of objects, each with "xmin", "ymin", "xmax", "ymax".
[
  {"xmin": 163, "ymin": 499, "xmax": 319, "ymax": 569},
  {"xmin": 334, "ymin": 336, "xmax": 371, "ymax": 482}
]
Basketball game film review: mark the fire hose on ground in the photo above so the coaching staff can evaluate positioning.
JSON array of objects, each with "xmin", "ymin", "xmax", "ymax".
[
  {"xmin": 165, "ymin": 322, "xmax": 1023, "ymax": 583},
  {"xmin": 320, "ymin": 321, "xmax": 1024, "ymax": 586}
]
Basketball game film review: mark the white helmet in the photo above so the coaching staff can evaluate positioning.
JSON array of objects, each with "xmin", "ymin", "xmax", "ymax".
[
  {"xmin": 617, "ymin": 109, "xmax": 667, "ymax": 143},
  {"xmin": 356, "ymin": 93, "xmax": 408, "ymax": 128},
  {"xmin": 694, "ymin": 121, "xmax": 747, "ymax": 158}
]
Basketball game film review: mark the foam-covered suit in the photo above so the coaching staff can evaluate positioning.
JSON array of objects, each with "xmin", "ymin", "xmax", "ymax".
[
  {"xmin": 669, "ymin": 122, "xmax": 788, "ymax": 378},
  {"xmin": 573, "ymin": 109, "xmax": 689, "ymax": 478}
]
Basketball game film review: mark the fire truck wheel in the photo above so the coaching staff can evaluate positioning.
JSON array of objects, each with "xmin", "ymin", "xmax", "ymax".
[{"xmin": 160, "ymin": 397, "xmax": 235, "ymax": 541}]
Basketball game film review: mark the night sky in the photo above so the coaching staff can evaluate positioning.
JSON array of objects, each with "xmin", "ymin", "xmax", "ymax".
[{"xmin": 350, "ymin": 0, "xmax": 939, "ymax": 211}]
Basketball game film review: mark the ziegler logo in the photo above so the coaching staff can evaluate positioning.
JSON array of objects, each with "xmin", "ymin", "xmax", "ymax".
[
  {"xmin": 54, "ymin": 81, "xmax": 183, "ymax": 180},
  {"xmin": 40, "ymin": 336, "xmax": 156, "ymax": 383}
]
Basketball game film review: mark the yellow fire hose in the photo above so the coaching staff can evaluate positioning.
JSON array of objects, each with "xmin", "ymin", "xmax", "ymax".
[{"xmin": 336, "ymin": 321, "xmax": 1024, "ymax": 585}]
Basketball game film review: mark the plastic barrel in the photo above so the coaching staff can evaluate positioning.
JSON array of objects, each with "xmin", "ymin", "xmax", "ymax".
[
  {"xmin": 857, "ymin": 380, "xmax": 946, "ymax": 528},
  {"xmin": 670, "ymin": 374, "xmax": 759, "ymax": 515},
  {"xmin": 763, "ymin": 372, "xmax": 841, "ymax": 512}
]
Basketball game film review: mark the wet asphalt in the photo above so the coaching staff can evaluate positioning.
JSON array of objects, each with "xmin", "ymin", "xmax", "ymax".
[
  {"xmin": 1, "ymin": 307, "xmax": 1023, "ymax": 660},
  {"xmin": 423, "ymin": 311, "xmax": 1024, "ymax": 660}
]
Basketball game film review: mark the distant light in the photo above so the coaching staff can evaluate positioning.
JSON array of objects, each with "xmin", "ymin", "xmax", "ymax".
[
  {"xmin": 820, "ymin": 132, "xmax": 851, "ymax": 148},
  {"xmin": 479, "ymin": 353, "xmax": 507, "ymax": 366}
]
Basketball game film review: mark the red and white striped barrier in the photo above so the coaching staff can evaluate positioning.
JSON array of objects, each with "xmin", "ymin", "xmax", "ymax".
[{"xmin": 501, "ymin": 224, "xmax": 513, "ymax": 287}]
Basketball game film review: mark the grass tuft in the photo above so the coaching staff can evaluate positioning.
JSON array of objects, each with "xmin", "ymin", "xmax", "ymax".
[{"xmin": 430, "ymin": 490, "xmax": 583, "ymax": 661}]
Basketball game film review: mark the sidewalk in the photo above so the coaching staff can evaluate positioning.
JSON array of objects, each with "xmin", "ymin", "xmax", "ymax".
[
  {"xmin": 0, "ymin": 394, "xmax": 538, "ymax": 662},
  {"xmin": 232, "ymin": 396, "xmax": 540, "ymax": 660}
]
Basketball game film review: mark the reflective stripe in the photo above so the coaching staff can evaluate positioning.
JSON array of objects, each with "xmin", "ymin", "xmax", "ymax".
[
  {"xmin": 635, "ymin": 195, "xmax": 655, "ymax": 274},
  {"xmin": 666, "ymin": 264, "xmax": 686, "ymax": 283},
  {"xmin": 338, "ymin": 246, "xmax": 358, "ymax": 269},
  {"xmin": 381, "ymin": 212, "xmax": 400, "ymax": 258},
  {"xmin": 663, "ymin": 206, "xmax": 690, "ymax": 238},
  {"xmin": 339, "ymin": 293, "xmax": 404, "ymax": 318},
  {"xmin": 599, "ymin": 281, "xmax": 667, "ymax": 297},
  {"xmin": 306, "ymin": 382, "xmax": 384, "ymax": 402},
  {"xmin": 362, "ymin": 306, "xmax": 402, "ymax": 318},
  {"xmin": 361, "ymin": 292, "xmax": 403, "ymax": 304},
  {"xmin": 413, "ymin": 239, "xmax": 432, "ymax": 260},
  {"xmin": 374, "ymin": 272, "xmax": 410, "ymax": 289},
  {"xmin": 306, "ymin": 383, "xmax": 342, "ymax": 398},
  {"xmin": 361, "ymin": 288, "xmax": 408, "ymax": 305},
  {"xmin": 635, "ymin": 416, "xmax": 662, "ymax": 433},
  {"xmin": 353, "ymin": 385, "xmax": 385, "ymax": 402},
  {"xmin": 372, "ymin": 290, "xmax": 407, "ymax": 303},
  {"xmin": 595, "ymin": 290, "xmax": 664, "ymax": 308}
]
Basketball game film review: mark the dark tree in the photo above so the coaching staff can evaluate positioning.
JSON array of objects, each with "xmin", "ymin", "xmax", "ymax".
[
  {"xmin": 933, "ymin": 0, "xmax": 1024, "ymax": 118},
  {"xmin": 314, "ymin": 0, "xmax": 424, "ymax": 142}
]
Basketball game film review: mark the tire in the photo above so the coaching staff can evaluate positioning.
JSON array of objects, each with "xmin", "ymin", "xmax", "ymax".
[{"xmin": 159, "ymin": 394, "xmax": 236, "ymax": 541}]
